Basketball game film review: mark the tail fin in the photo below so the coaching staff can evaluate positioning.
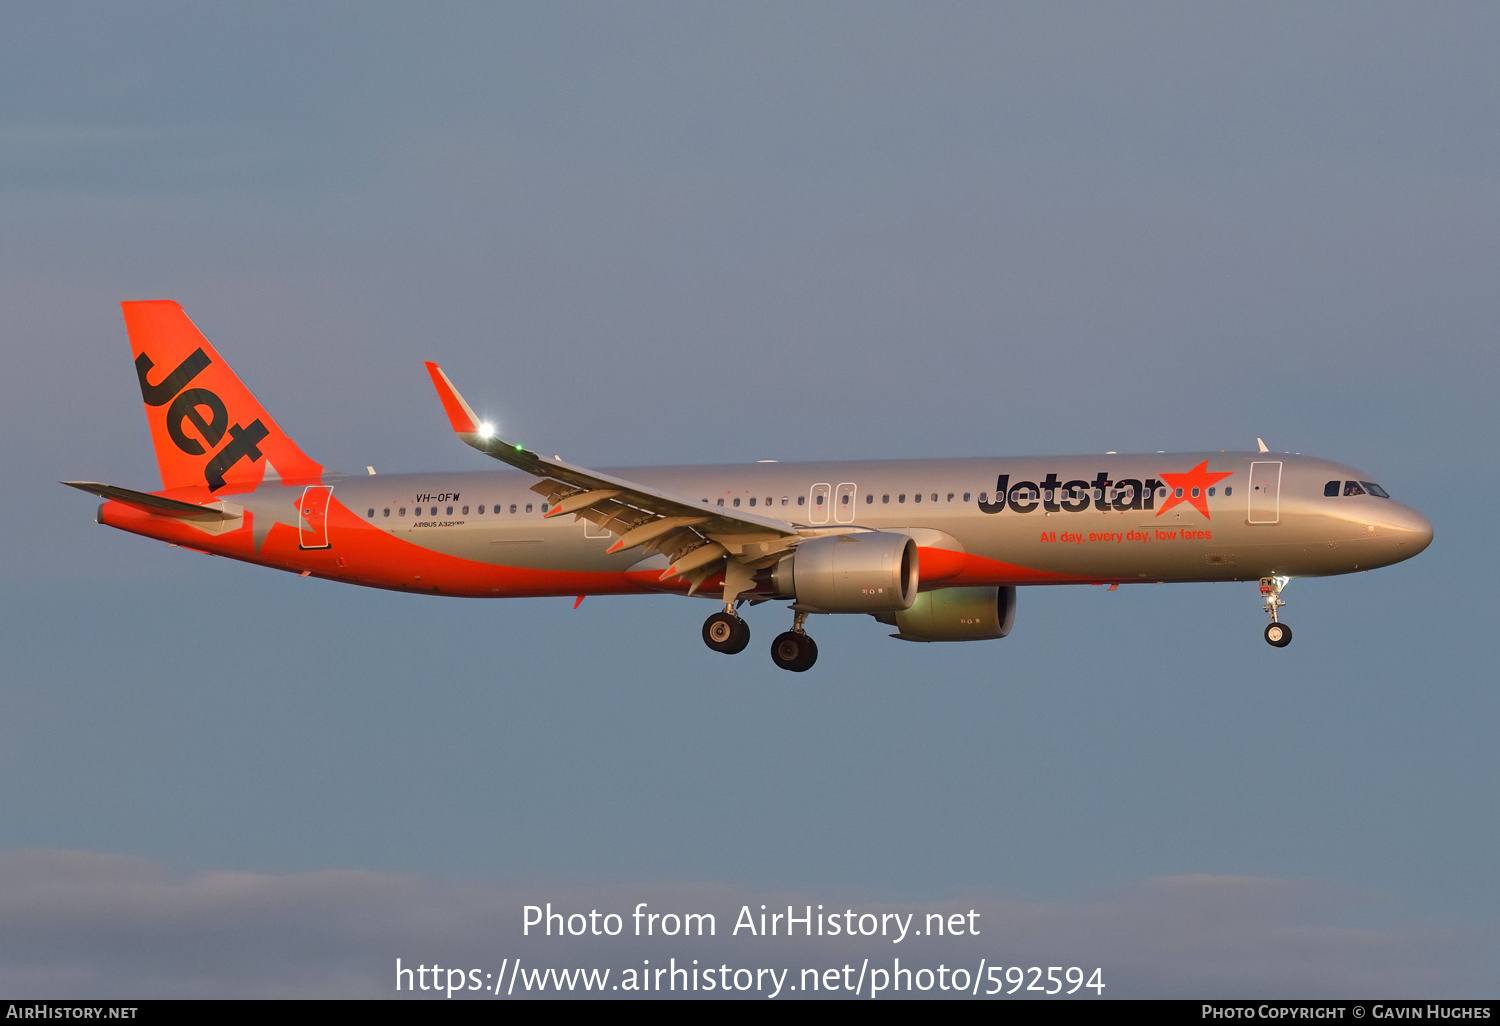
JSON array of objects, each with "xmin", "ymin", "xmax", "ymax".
[{"xmin": 122, "ymin": 301, "xmax": 323, "ymax": 493}]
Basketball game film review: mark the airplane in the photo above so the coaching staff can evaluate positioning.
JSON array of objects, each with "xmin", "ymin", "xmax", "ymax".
[{"xmin": 65, "ymin": 301, "xmax": 1434, "ymax": 671}]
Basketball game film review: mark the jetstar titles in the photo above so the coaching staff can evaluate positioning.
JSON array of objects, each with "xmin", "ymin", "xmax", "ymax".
[{"xmin": 978, "ymin": 463, "xmax": 1231, "ymax": 520}]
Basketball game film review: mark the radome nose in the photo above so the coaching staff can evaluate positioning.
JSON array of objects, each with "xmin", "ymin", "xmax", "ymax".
[{"xmin": 1391, "ymin": 504, "xmax": 1434, "ymax": 556}]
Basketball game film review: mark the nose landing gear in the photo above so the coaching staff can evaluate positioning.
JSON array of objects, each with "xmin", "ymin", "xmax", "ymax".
[
  {"xmin": 1260, "ymin": 576, "xmax": 1292, "ymax": 647},
  {"xmin": 702, "ymin": 610, "xmax": 750, "ymax": 654},
  {"xmin": 771, "ymin": 610, "xmax": 818, "ymax": 672}
]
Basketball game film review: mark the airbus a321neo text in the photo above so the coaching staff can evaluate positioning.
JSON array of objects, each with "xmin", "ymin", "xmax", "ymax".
[{"xmin": 66, "ymin": 301, "xmax": 1434, "ymax": 671}]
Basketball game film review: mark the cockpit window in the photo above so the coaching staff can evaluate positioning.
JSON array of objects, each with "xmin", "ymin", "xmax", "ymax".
[
  {"xmin": 1343, "ymin": 481, "xmax": 1366, "ymax": 496},
  {"xmin": 1362, "ymin": 481, "xmax": 1390, "ymax": 498},
  {"xmin": 1324, "ymin": 480, "xmax": 1340, "ymax": 497}
]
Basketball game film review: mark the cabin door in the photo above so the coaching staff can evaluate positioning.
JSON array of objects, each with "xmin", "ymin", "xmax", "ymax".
[
  {"xmin": 1247, "ymin": 462, "xmax": 1282, "ymax": 525},
  {"xmin": 298, "ymin": 485, "xmax": 334, "ymax": 548}
]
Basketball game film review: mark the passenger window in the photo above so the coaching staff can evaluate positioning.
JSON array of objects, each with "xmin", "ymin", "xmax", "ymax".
[
  {"xmin": 865, "ymin": 494, "xmax": 873, "ymax": 504},
  {"xmin": 899, "ymin": 494, "xmax": 906, "ymax": 503},
  {"xmin": 462, "ymin": 505, "xmax": 469, "ymax": 515},
  {"xmin": 913, "ymin": 493, "xmax": 920, "ymax": 503},
  {"xmin": 963, "ymin": 492, "xmax": 970, "ymax": 502},
  {"xmin": 734, "ymin": 498, "xmax": 741, "ymax": 507},
  {"xmin": 765, "ymin": 497, "xmax": 772, "ymax": 506},
  {"xmin": 1174, "ymin": 488, "xmax": 1183, "ymax": 498},
  {"xmin": 1206, "ymin": 488, "xmax": 1215, "ymax": 497},
  {"xmin": 1224, "ymin": 486, "xmax": 1232, "ymax": 497},
  {"xmin": 1324, "ymin": 481, "xmax": 1340, "ymax": 497},
  {"xmin": 366, "ymin": 508, "xmax": 375, "ymax": 518},
  {"xmin": 509, "ymin": 504, "xmax": 517, "ymax": 513},
  {"xmin": 1344, "ymin": 481, "xmax": 1365, "ymax": 496},
  {"xmin": 383, "ymin": 508, "xmax": 390, "ymax": 517},
  {"xmin": 1158, "ymin": 489, "xmax": 1167, "ymax": 499},
  {"xmin": 946, "ymin": 492, "xmax": 953, "ymax": 502},
  {"xmin": 717, "ymin": 498, "xmax": 725, "ymax": 507},
  {"xmin": 399, "ymin": 507, "xmax": 406, "ymax": 516},
  {"xmin": 541, "ymin": 503, "xmax": 548, "ymax": 513},
  {"xmin": 748, "ymin": 497, "xmax": 755, "ymax": 506},
  {"xmin": 446, "ymin": 506, "xmax": 454, "ymax": 516},
  {"xmin": 882, "ymin": 494, "xmax": 890, "ymax": 503},
  {"xmin": 931, "ymin": 493, "xmax": 938, "ymax": 503},
  {"xmin": 478, "ymin": 505, "xmax": 485, "ymax": 514},
  {"xmin": 1363, "ymin": 482, "xmax": 1390, "ymax": 498},
  {"xmin": 430, "ymin": 507, "xmax": 438, "ymax": 516},
  {"xmin": 781, "ymin": 497, "xmax": 788, "ymax": 506},
  {"xmin": 797, "ymin": 496, "xmax": 805, "ymax": 506},
  {"xmin": 527, "ymin": 504, "xmax": 535, "ymax": 513},
  {"xmin": 979, "ymin": 493, "xmax": 986, "ymax": 503},
  {"xmin": 1190, "ymin": 488, "xmax": 1199, "ymax": 498},
  {"xmin": 840, "ymin": 494, "xmax": 849, "ymax": 505}
]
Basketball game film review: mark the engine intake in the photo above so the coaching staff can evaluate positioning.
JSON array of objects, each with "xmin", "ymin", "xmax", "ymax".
[
  {"xmin": 874, "ymin": 586, "xmax": 1017, "ymax": 642},
  {"xmin": 768, "ymin": 532, "xmax": 918, "ymax": 613}
]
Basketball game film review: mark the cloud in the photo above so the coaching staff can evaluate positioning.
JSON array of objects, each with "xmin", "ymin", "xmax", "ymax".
[{"xmin": 0, "ymin": 850, "xmax": 1490, "ymax": 998}]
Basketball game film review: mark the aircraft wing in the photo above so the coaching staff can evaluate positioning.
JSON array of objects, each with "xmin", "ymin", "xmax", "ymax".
[{"xmin": 425, "ymin": 363, "xmax": 801, "ymax": 588}]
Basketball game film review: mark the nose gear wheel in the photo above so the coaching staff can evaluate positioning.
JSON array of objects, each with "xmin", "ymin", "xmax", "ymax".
[{"xmin": 1259, "ymin": 576, "xmax": 1292, "ymax": 647}]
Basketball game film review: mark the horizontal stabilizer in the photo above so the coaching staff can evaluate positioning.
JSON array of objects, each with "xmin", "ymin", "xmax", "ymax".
[{"xmin": 61, "ymin": 481, "xmax": 240, "ymax": 521}]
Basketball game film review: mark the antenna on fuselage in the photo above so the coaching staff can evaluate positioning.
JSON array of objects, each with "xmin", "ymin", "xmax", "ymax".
[{"xmin": 1256, "ymin": 438, "xmax": 1270, "ymax": 453}]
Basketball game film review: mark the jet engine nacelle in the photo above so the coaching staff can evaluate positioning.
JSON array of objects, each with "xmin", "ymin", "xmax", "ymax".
[
  {"xmin": 874, "ymin": 586, "xmax": 1017, "ymax": 642},
  {"xmin": 769, "ymin": 532, "xmax": 918, "ymax": 613}
]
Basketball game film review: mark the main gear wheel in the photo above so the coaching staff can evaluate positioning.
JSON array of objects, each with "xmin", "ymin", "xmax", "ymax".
[
  {"xmin": 703, "ymin": 611, "xmax": 751, "ymax": 654},
  {"xmin": 770, "ymin": 630, "xmax": 818, "ymax": 671}
]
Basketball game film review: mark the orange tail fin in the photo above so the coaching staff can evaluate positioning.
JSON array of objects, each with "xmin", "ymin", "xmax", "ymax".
[{"xmin": 122, "ymin": 301, "xmax": 323, "ymax": 494}]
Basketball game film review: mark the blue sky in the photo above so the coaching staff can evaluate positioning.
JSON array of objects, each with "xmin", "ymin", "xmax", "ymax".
[{"xmin": 1, "ymin": 2, "xmax": 1496, "ymax": 997}]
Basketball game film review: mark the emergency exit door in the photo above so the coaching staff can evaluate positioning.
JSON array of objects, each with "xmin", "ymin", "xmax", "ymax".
[
  {"xmin": 809, "ymin": 483, "xmax": 831, "ymax": 525},
  {"xmin": 834, "ymin": 482, "xmax": 858, "ymax": 523}
]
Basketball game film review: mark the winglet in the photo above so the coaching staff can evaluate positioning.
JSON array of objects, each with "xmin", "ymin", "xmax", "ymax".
[{"xmin": 425, "ymin": 362, "xmax": 482, "ymax": 435}]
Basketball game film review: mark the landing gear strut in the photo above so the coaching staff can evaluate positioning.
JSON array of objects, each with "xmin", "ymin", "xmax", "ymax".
[
  {"xmin": 771, "ymin": 610, "xmax": 818, "ymax": 672},
  {"xmin": 702, "ymin": 610, "xmax": 750, "ymax": 654},
  {"xmin": 1260, "ymin": 576, "xmax": 1292, "ymax": 648}
]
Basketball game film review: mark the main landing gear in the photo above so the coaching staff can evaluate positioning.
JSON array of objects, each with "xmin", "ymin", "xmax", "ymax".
[
  {"xmin": 771, "ymin": 611, "xmax": 818, "ymax": 672},
  {"xmin": 701, "ymin": 608, "xmax": 819, "ymax": 671},
  {"xmin": 1260, "ymin": 576, "xmax": 1292, "ymax": 648},
  {"xmin": 702, "ymin": 610, "xmax": 750, "ymax": 654}
]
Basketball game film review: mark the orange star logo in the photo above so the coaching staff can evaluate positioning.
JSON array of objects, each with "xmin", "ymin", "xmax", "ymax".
[{"xmin": 1156, "ymin": 461, "xmax": 1233, "ymax": 519}]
